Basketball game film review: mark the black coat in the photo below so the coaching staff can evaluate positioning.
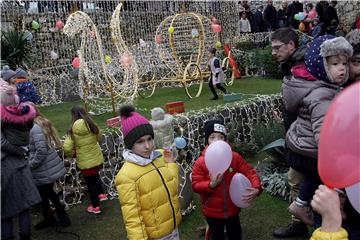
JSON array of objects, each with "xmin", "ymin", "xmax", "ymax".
[
  {"xmin": 251, "ymin": 10, "xmax": 264, "ymax": 32},
  {"xmin": 263, "ymin": 5, "xmax": 278, "ymax": 30},
  {"xmin": 1, "ymin": 133, "xmax": 41, "ymax": 219},
  {"xmin": 287, "ymin": 2, "xmax": 303, "ymax": 29}
]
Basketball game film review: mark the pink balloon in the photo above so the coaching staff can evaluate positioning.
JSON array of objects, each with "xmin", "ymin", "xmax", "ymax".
[
  {"xmin": 211, "ymin": 23, "xmax": 222, "ymax": 33},
  {"xmin": 155, "ymin": 34, "xmax": 162, "ymax": 44},
  {"xmin": 72, "ymin": 57, "xmax": 80, "ymax": 69},
  {"xmin": 229, "ymin": 173, "xmax": 252, "ymax": 208},
  {"xmin": 205, "ymin": 140, "xmax": 232, "ymax": 176},
  {"xmin": 318, "ymin": 82, "xmax": 360, "ymax": 188},
  {"xmin": 346, "ymin": 182, "xmax": 360, "ymax": 214},
  {"xmin": 120, "ymin": 52, "xmax": 133, "ymax": 69},
  {"xmin": 55, "ymin": 20, "xmax": 64, "ymax": 29},
  {"xmin": 308, "ymin": 10, "xmax": 317, "ymax": 19}
]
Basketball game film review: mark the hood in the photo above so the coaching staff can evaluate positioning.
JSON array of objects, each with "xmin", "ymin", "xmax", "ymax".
[
  {"xmin": 282, "ymin": 76, "xmax": 327, "ymax": 113},
  {"xmin": 305, "ymin": 35, "xmax": 353, "ymax": 84},
  {"xmin": 122, "ymin": 149, "xmax": 162, "ymax": 166},
  {"xmin": 149, "ymin": 114, "xmax": 173, "ymax": 129},
  {"xmin": 0, "ymin": 103, "xmax": 36, "ymax": 124},
  {"xmin": 72, "ymin": 119, "xmax": 92, "ymax": 136}
]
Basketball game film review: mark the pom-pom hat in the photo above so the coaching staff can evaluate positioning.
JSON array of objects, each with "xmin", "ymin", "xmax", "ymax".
[{"xmin": 119, "ymin": 105, "xmax": 154, "ymax": 149}]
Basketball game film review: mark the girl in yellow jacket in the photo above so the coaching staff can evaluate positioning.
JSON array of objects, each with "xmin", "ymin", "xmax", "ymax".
[
  {"xmin": 115, "ymin": 105, "xmax": 181, "ymax": 240},
  {"xmin": 63, "ymin": 106, "xmax": 107, "ymax": 214}
]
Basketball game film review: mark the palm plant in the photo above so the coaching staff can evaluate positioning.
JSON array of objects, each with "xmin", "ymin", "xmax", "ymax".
[{"xmin": 1, "ymin": 30, "xmax": 32, "ymax": 69}]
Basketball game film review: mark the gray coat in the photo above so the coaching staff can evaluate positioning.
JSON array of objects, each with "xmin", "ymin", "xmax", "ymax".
[
  {"xmin": 1, "ymin": 131, "xmax": 41, "ymax": 219},
  {"xmin": 29, "ymin": 124, "xmax": 66, "ymax": 186},
  {"xmin": 282, "ymin": 75, "xmax": 341, "ymax": 159}
]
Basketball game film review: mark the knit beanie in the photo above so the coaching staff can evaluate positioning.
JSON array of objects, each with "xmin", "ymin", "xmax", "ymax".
[
  {"xmin": 15, "ymin": 68, "xmax": 29, "ymax": 78},
  {"xmin": 0, "ymin": 65, "xmax": 16, "ymax": 82},
  {"xmin": 204, "ymin": 120, "xmax": 227, "ymax": 144},
  {"xmin": 305, "ymin": 35, "xmax": 353, "ymax": 83},
  {"xmin": 119, "ymin": 105, "xmax": 154, "ymax": 149}
]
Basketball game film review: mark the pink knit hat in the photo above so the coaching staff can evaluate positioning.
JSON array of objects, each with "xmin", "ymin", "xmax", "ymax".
[
  {"xmin": 119, "ymin": 105, "xmax": 154, "ymax": 149},
  {"xmin": 0, "ymin": 79, "xmax": 19, "ymax": 106}
]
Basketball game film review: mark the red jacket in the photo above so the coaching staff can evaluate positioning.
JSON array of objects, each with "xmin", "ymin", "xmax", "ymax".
[{"xmin": 192, "ymin": 147, "xmax": 262, "ymax": 219}]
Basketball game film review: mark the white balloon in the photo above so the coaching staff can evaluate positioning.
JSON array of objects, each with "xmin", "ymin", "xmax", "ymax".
[
  {"xmin": 24, "ymin": 31, "xmax": 33, "ymax": 41},
  {"xmin": 139, "ymin": 38, "xmax": 146, "ymax": 48},
  {"xmin": 205, "ymin": 140, "xmax": 232, "ymax": 176},
  {"xmin": 229, "ymin": 173, "xmax": 252, "ymax": 208},
  {"xmin": 345, "ymin": 182, "xmax": 360, "ymax": 214},
  {"xmin": 50, "ymin": 51, "xmax": 58, "ymax": 60}
]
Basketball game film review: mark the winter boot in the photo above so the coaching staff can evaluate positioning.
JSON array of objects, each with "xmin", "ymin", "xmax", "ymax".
[
  {"xmin": 55, "ymin": 207, "xmax": 71, "ymax": 227},
  {"xmin": 34, "ymin": 210, "xmax": 57, "ymax": 230}
]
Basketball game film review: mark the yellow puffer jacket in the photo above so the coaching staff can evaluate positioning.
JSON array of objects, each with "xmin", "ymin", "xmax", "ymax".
[
  {"xmin": 115, "ymin": 150, "xmax": 181, "ymax": 240},
  {"xmin": 310, "ymin": 227, "xmax": 348, "ymax": 240},
  {"xmin": 63, "ymin": 119, "xmax": 104, "ymax": 170}
]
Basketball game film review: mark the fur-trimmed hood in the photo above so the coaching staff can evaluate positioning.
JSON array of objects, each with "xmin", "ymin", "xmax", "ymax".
[
  {"xmin": 0, "ymin": 103, "xmax": 36, "ymax": 124},
  {"xmin": 305, "ymin": 35, "xmax": 353, "ymax": 84}
]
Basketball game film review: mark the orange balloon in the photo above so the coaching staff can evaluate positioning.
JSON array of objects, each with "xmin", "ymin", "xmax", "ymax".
[{"xmin": 299, "ymin": 22, "xmax": 306, "ymax": 32}]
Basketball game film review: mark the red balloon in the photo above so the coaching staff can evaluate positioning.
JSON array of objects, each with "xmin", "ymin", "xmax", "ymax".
[
  {"xmin": 55, "ymin": 20, "xmax": 64, "ymax": 29},
  {"xmin": 72, "ymin": 57, "xmax": 80, "ymax": 69},
  {"xmin": 318, "ymin": 82, "xmax": 360, "ymax": 188},
  {"xmin": 211, "ymin": 23, "xmax": 222, "ymax": 33}
]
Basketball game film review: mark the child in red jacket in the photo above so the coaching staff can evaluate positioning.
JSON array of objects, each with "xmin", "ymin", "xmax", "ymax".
[{"xmin": 192, "ymin": 120, "xmax": 262, "ymax": 240}]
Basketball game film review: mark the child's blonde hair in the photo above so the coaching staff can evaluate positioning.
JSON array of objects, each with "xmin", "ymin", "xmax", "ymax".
[{"xmin": 34, "ymin": 109, "xmax": 62, "ymax": 149}]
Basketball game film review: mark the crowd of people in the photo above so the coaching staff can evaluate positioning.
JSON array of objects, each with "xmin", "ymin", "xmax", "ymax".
[
  {"xmin": 1, "ymin": 2, "xmax": 360, "ymax": 240},
  {"xmin": 237, "ymin": 1, "xmax": 360, "ymax": 36}
]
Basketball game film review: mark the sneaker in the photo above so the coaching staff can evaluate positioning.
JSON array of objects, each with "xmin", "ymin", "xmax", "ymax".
[
  {"xmin": 273, "ymin": 222, "xmax": 309, "ymax": 238},
  {"xmin": 87, "ymin": 205, "xmax": 101, "ymax": 214},
  {"xmin": 98, "ymin": 194, "xmax": 108, "ymax": 202},
  {"xmin": 288, "ymin": 201, "xmax": 314, "ymax": 226},
  {"xmin": 210, "ymin": 96, "xmax": 218, "ymax": 100}
]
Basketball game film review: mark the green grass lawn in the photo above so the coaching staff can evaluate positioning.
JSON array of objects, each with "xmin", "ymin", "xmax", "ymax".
[
  {"xmin": 39, "ymin": 77, "xmax": 282, "ymax": 136},
  {"xmin": 31, "ymin": 192, "xmax": 309, "ymax": 240}
]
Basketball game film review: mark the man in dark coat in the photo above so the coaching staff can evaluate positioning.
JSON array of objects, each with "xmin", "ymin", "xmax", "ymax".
[
  {"xmin": 251, "ymin": 5, "xmax": 264, "ymax": 32},
  {"xmin": 287, "ymin": 0, "xmax": 303, "ymax": 29},
  {"xmin": 322, "ymin": 1, "xmax": 339, "ymax": 35},
  {"xmin": 270, "ymin": 27, "xmax": 309, "ymax": 239},
  {"xmin": 263, "ymin": 0, "xmax": 278, "ymax": 31}
]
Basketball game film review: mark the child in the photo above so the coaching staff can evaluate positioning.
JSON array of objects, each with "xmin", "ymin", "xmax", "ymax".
[
  {"xmin": 115, "ymin": 105, "xmax": 181, "ymax": 240},
  {"xmin": 283, "ymin": 35, "xmax": 353, "ymax": 226},
  {"xmin": 191, "ymin": 120, "xmax": 262, "ymax": 240},
  {"xmin": 29, "ymin": 108, "xmax": 71, "ymax": 230},
  {"xmin": 208, "ymin": 48, "xmax": 227, "ymax": 100},
  {"xmin": 1, "ymin": 86, "xmax": 41, "ymax": 240},
  {"xmin": 15, "ymin": 68, "xmax": 42, "ymax": 104},
  {"xmin": 239, "ymin": 11, "xmax": 251, "ymax": 34},
  {"xmin": 311, "ymin": 16, "xmax": 325, "ymax": 39},
  {"xmin": 0, "ymin": 65, "xmax": 17, "ymax": 86},
  {"xmin": 63, "ymin": 106, "xmax": 107, "ymax": 214},
  {"xmin": 149, "ymin": 107, "xmax": 174, "ymax": 149}
]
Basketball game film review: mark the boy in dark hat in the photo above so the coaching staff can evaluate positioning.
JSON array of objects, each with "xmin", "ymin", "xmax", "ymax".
[{"xmin": 192, "ymin": 119, "xmax": 262, "ymax": 240}]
